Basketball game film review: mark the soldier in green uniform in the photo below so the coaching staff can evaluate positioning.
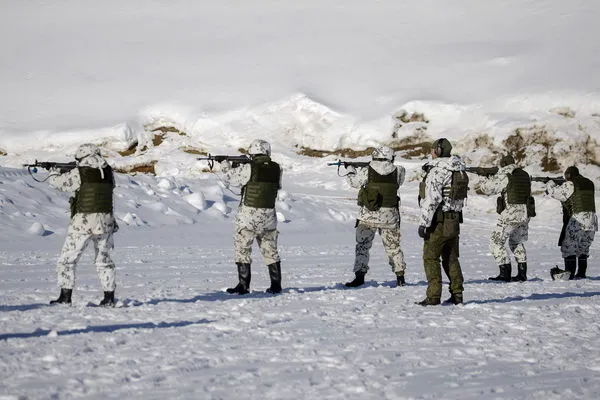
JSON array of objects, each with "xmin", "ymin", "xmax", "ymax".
[{"xmin": 417, "ymin": 138, "xmax": 468, "ymax": 306}]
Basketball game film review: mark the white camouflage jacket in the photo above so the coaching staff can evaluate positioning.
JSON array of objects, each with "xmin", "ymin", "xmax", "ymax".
[
  {"xmin": 346, "ymin": 160, "xmax": 406, "ymax": 227},
  {"xmin": 221, "ymin": 161, "xmax": 281, "ymax": 232},
  {"xmin": 48, "ymin": 154, "xmax": 117, "ymax": 235},
  {"xmin": 418, "ymin": 156, "xmax": 466, "ymax": 228},
  {"xmin": 546, "ymin": 180, "xmax": 598, "ymax": 231},
  {"xmin": 477, "ymin": 164, "xmax": 529, "ymax": 225}
]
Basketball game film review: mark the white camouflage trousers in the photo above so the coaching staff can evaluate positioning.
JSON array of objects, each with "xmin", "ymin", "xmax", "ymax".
[
  {"xmin": 56, "ymin": 231, "xmax": 116, "ymax": 291},
  {"xmin": 354, "ymin": 222, "xmax": 406, "ymax": 275},
  {"xmin": 234, "ymin": 228, "xmax": 280, "ymax": 265},
  {"xmin": 561, "ymin": 219, "xmax": 596, "ymax": 258},
  {"xmin": 489, "ymin": 221, "xmax": 528, "ymax": 265}
]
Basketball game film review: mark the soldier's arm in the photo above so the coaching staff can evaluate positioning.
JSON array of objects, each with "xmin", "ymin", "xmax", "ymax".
[
  {"xmin": 346, "ymin": 167, "xmax": 368, "ymax": 189},
  {"xmin": 48, "ymin": 168, "xmax": 81, "ymax": 193},
  {"xmin": 418, "ymin": 168, "xmax": 446, "ymax": 227},
  {"xmin": 477, "ymin": 172, "xmax": 508, "ymax": 195},
  {"xmin": 223, "ymin": 163, "xmax": 251, "ymax": 188},
  {"xmin": 546, "ymin": 181, "xmax": 574, "ymax": 202}
]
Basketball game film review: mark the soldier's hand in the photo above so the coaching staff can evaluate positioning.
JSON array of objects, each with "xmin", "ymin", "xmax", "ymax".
[
  {"xmin": 219, "ymin": 160, "xmax": 231, "ymax": 172},
  {"xmin": 418, "ymin": 225, "xmax": 429, "ymax": 240},
  {"xmin": 344, "ymin": 165, "xmax": 356, "ymax": 175}
]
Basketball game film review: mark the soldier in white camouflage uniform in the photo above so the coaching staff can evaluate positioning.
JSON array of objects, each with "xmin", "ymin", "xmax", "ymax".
[
  {"xmin": 220, "ymin": 139, "xmax": 283, "ymax": 294},
  {"xmin": 546, "ymin": 166, "xmax": 598, "ymax": 280},
  {"xmin": 417, "ymin": 138, "xmax": 468, "ymax": 305},
  {"xmin": 477, "ymin": 154, "xmax": 533, "ymax": 282},
  {"xmin": 47, "ymin": 143, "xmax": 119, "ymax": 306},
  {"xmin": 342, "ymin": 146, "xmax": 407, "ymax": 288}
]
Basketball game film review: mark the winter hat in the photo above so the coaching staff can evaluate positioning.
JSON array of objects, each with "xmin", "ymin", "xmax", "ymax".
[
  {"xmin": 372, "ymin": 146, "xmax": 395, "ymax": 161},
  {"xmin": 564, "ymin": 166, "xmax": 579, "ymax": 181},
  {"xmin": 432, "ymin": 138, "xmax": 452, "ymax": 157},
  {"xmin": 499, "ymin": 154, "xmax": 515, "ymax": 167},
  {"xmin": 247, "ymin": 139, "xmax": 271, "ymax": 156},
  {"xmin": 75, "ymin": 143, "xmax": 101, "ymax": 160}
]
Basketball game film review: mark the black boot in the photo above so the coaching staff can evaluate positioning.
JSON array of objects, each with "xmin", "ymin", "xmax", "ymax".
[
  {"xmin": 565, "ymin": 256, "xmax": 577, "ymax": 280},
  {"xmin": 396, "ymin": 274, "xmax": 405, "ymax": 287},
  {"xmin": 489, "ymin": 263, "xmax": 511, "ymax": 282},
  {"xmin": 50, "ymin": 288, "xmax": 72, "ymax": 304},
  {"xmin": 443, "ymin": 293, "xmax": 463, "ymax": 305},
  {"xmin": 511, "ymin": 262, "xmax": 528, "ymax": 282},
  {"xmin": 416, "ymin": 297, "xmax": 441, "ymax": 306},
  {"xmin": 576, "ymin": 256, "xmax": 588, "ymax": 279},
  {"xmin": 345, "ymin": 271, "xmax": 366, "ymax": 287},
  {"xmin": 99, "ymin": 291, "xmax": 116, "ymax": 307},
  {"xmin": 227, "ymin": 263, "xmax": 251, "ymax": 294},
  {"xmin": 551, "ymin": 257, "xmax": 577, "ymax": 281},
  {"xmin": 266, "ymin": 262, "xmax": 282, "ymax": 294}
]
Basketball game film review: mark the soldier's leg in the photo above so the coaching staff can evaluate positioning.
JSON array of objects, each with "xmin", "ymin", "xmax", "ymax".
[
  {"xmin": 507, "ymin": 222, "xmax": 528, "ymax": 263},
  {"xmin": 256, "ymin": 229, "xmax": 280, "ymax": 265},
  {"xmin": 56, "ymin": 231, "xmax": 92, "ymax": 289},
  {"xmin": 443, "ymin": 236, "xmax": 464, "ymax": 296},
  {"xmin": 380, "ymin": 225, "xmax": 406, "ymax": 276},
  {"xmin": 575, "ymin": 230, "xmax": 595, "ymax": 278},
  {"xmin": 489, "ymin": 223, "xmax": 510, "ymax": 265},
  {"xmin": 256, "ymin": 229, "xmax": 282, "ymax": 293},
  {"xmin": 92, "ymin": 233, "xmax": 116, "ymax": 292},
  {"xmin": 423, "ymin": 224, "xmax": 444, "ymax": 302},
  {"xmin": 489, "ymin": 223, "xmax": 512, "ymax": 281},
  {"xmin": 234, "ymin": 228, "xmax": 256, "ymax": 265},
  {"xmin": 354, "ymin": 223, "xmax": 376, "ymax": 273}
]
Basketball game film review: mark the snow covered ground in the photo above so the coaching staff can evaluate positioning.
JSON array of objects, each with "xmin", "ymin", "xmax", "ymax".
[{"xmin": 1, "ymin": 1, "xmax": 600, "ymax": 399}]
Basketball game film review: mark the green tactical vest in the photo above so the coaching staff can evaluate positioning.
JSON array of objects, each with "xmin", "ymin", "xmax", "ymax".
[
  {"xmin": 505, "ymin": 168, "xmax": 531, "ymax": 204},
  {"xmin": 568, "ymin": 175, "xmax": 596, "ymax": 214},
  {"xmin": 444, "ymin": 170, "xmax": 469, "ymax": 201},
  {"xmin": 242, "ymin": 156, "xmax": 281, "ymax": 208},
  {"xmin": 72, "ymin": 166, "xmax": 114, "ymax": 216},
  {"xmin": 419, "ymin": 168, "xmax": 468, "ymax": 204},
  {"xmin": 358, "ymin": 167, "xmax": 399, "ymax": 210}
]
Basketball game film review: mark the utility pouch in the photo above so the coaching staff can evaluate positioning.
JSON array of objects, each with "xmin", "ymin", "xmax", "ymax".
[
  {"xmin": 496, "ymin": 196, "xmax": 506, "ymax": 214},
  {"xmin": 358, "ymin": 186, "xmax": 383, "ymax": 211},
  {"xmin": 443, "ymin": 212, "xmax": 460, "ymax": 238},
  {"xmin": 526, "ymin": 196, "xmax": 536, "ymax": 218}
]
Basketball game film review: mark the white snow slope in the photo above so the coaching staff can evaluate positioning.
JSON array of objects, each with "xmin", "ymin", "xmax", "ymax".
[{"xmin": 1, "ymin": 1, "xmax": 600, "ymax": 399}]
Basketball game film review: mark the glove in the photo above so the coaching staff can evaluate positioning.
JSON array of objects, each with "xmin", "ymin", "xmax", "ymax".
[
  {"xmin": 418, "ymin": 225, "xmax": 429, "ymax": 239},
  {"xmin": 344, "ymin": 165, "xmax": 356, "ymax": 175}
]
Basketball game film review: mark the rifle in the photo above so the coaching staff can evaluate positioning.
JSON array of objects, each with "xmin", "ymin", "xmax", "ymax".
[
  {"xmin": 197, "ymin": 154, "xmax": 251, "ymax": 170},
  {"xmin": 327, "ymin": 160, "xmax": 370, "ymax": 176},
  {"xmin": 531, "ymin": 176, "xmax": 566, "ymax": 185},
  {"xmin": 465, "ymin": 166, "xmax": 498, "ymax": 177},
  {"xmin": 23, "ymin": 160, "xmax": 77, "ymax": 182}
]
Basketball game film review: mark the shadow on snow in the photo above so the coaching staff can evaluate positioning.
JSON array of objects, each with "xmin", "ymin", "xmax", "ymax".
[
  {"xmin": 467, "ymin": 290, "xmax": 600, "ymax": 305},
  {"xmin": 0, "ymin": 319, "xmax": 212, "ymax": 341}
]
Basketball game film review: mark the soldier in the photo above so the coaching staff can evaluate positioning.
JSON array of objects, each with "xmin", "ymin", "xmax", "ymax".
[
  {"xmin": 221, "ymin": 139, "xmax": 283, "ymax": 294},
  {"xmin": 477, "ymin": 154, "xmax": 533, "ymax": 282},
  {"xmin": 417, "ymin": 138, "xmax": 468, "ymax": 305},
  {"xmin": 546, "ymin": 166, "xmax": 597, "ymax": 280},
  {"xmin": 342, "ymin": 146, "xmax": 407, "ymax": 288},
  {"xmin": 48, "ymin": 143, "xmax": 119, "ymax": 306}
]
